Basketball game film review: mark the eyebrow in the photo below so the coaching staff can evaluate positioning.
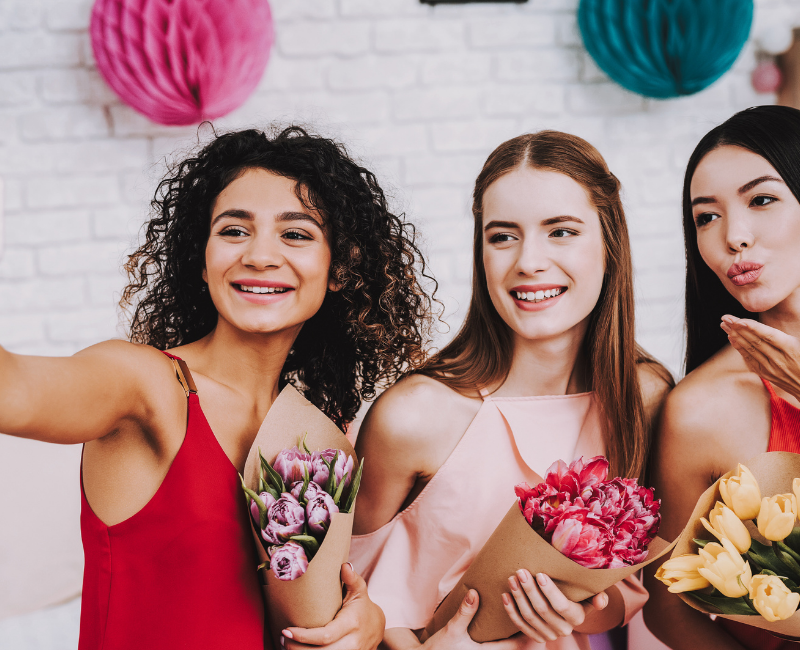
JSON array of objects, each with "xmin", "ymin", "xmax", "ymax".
[
  {"xmin": 483, "ymin": 215, "xmax": 585, "ymax": 231},
  {"xmin": 211, "ymin": 209, "xmax": 323, "ymax": 228},
  {"xmin": 691, "ymin": 175, "xmax": 785, "ymax": 207}
]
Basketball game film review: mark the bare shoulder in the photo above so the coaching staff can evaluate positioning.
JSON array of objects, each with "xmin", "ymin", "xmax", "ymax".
[
  {"xmin": 358, "ymin": 374, "xmax": 481, "ymax": 467},
  {"xmin": 75, "ymin": 340, "xmax": 177, "ymax": 389},
  {"xmin": 636, "ymin": 361, "xmax": 673, "ymax": 421},
  {"xmin": 659, "ymin": 347, "xmax": 769, "ymax": 472}
]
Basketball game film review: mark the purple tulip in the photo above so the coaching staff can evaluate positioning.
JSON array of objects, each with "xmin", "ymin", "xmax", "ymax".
[
  {"xmin": 311, "ymin": 449, "xmax": 354, "ymax": 488},
  {"xmin": 250, "ymin": 491, "xmax": 276, "ymax": 525},
  {"xmin": 290, "ymin": 480, "xmax": 323, "ymax": 503},
  {"xmin": 273, "ymin": 447, "xmax": 313, "ymax": 485},
  {"xmin": 261, "ymin": 493, "xmax": 305, "ymax": 545},
  {"xmin": 306, "ymin": 492, "xmax": 339, "ymax": 536},
  {"xmin": 269, "ymin": 542, "xmax": 308, "ymax": 581}
]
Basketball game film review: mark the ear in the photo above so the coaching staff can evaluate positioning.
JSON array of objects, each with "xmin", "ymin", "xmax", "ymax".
[
  {"xmin": 328, "ymin": 275, "xmax": 343, "ymax": 292},
  {"xmin": 202, "ymin": 268, "xmax": 208, "ymax": 284}
]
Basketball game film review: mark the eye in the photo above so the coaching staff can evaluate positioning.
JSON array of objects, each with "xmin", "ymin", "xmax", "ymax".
[
  {"xmin": 694, "ymin": 212, "xmax": 719, "ymax": 227},
  {"xmin": 283, "ymin": 229, "xmax": 313, "ymax": 241},
  {"xmin": 750, "ymin": 195, "xmax": 777, "ymax": 208},
  {"xmin": 219, "ymin": 226, "xmax": 248, "ymax": 237},
  {"xmin": 488, "ymin": 232, "xmax": 517, "ymax": 244},
  {"xmin": 550, "ymin": 228, "xmax": 577, "ymax": 238}
]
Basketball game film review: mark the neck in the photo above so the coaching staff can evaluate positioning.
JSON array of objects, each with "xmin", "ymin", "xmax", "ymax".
[
  {"xmin": 185, "ymin": 317, "xmax": 301, "ymax": 411},
  {"xmin": 760, "ymin": 286, "xmax": 800, "ymax": 339},
  {"xmin": 498, "ymin": 320, "xmax": 589, "ymax": 397}
]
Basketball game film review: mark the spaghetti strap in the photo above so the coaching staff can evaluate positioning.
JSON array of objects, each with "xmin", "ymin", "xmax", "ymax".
[
  {"xmin": 762, "ymin": 377, "xmax": 778, "ymax": 399},
  {"xmin": 478, "ymin": 388, "xmax": 490, "ymax": 399},
  {"xmin": 161, "ymin": 351, "xmax": 198, "ymax": 396}
]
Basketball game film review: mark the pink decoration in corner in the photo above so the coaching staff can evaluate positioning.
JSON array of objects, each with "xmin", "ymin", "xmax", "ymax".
[
  {"xmin": 90, "ymin": 0, "xmax": 274, "ymax": 126},
  {"xmin": 752, "ymin": 61, "xmax": 783, "ymax": 94}
]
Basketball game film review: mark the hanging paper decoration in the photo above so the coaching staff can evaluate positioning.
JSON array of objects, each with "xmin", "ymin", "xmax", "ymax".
[
  {"xmin": 91, "ymin": 0, "xmax": 274, "ymax": 126},
  {"xmin": 578, "ymin": 0, "xmax": 753, "ymax": 99}
]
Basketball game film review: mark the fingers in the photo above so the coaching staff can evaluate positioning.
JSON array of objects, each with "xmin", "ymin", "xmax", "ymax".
[
  {"xmin": 504, "ymin": 571, "xmax": 584, "ymax": 641},
  {"xmin": 446, "ymin": 589, "xmax": 480, "ymax": 637},
  {"xmin": 341, "ymin": 562, "xmax": 367, "ymax": 603},
  {"xmin": 501, "ymin": 590, "xmax": 547, "ymax": 643},
  {"xmin": 589, "ymin": 592, "xmax": 609, "ymax": 612},
  {"xmin": 722, "ymin": 316, "xmax": 790, "ymax": 351}
]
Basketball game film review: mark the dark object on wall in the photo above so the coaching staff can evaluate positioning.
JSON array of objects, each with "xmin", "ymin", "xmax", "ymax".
[{"xmin": 578, "ymin": 0, "xmax": 753, "ymax": 99}]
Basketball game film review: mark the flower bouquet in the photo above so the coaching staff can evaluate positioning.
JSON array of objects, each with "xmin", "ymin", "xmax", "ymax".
[
  {"xmin": 426, "ymin": 456, "xmax": 676, "ymax": 642},
  {"xmin": 242, "ymin": 385, "xmax": 363, "ymax": 648},
  {"xmin": 658, "ymin": 451, "xmax": 800, "ymax": 638}
]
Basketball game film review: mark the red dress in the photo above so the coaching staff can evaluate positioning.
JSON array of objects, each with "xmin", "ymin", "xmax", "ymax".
[
  {"xmin": 79, "ymin": 352, "xmax": 266, "ymax": 650},
  {"xmin": 719, "ymin": 379, "xmax": 800, "ymax": 649}
]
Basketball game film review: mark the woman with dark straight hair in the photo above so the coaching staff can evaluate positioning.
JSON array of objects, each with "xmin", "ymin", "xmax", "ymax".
[
  {"xmin": 645, "ymin": 105, "xmax": 800, "ymax": 650},
  {"xmin": 351, "ymin": 131, "xmax": 672, "ymax": 650},
  {"xmin": 0, "ymin": 125, "xmax": 435, "ymax": 650}
]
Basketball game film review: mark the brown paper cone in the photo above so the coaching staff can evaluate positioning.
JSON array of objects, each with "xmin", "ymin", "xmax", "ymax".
[
  {"xmin": 670, "ymin": 451, "xmax": 800, "ymax": 639},
  {"xmin": 426, "ymin": 503, "xmax": 676, "ymax": 642},
  {"xmin": 243, "ymin": 384, "xmax": 358, "ymax": 649}
]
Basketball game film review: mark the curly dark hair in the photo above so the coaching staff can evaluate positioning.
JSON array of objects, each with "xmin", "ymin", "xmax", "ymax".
[{"xmin": 121, "ymin": 125, "xmax": 436, "ymax": 428}]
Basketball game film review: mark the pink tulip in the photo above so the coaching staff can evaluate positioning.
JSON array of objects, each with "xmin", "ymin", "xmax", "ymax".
[
  {"xmin": 306, "ymin": 492, "xmax": 339, "ymax": 536},
  {"xmin": 269, "ymin": 542, "xmax": 308, "ymax": 581},
  {"xmin": 273, "ymin": 447, "xmax": 313, "ymax": 485},
  {"xmin": 250, "ymin": 491, "xmax": 276, "ymax": 525},
  {"xmin": 261, "ymin": 493, "xmax": 305, "ymax": 545},
  {"xmin": 290, "ymin": 480, "xmax": 323, "ymax": 503},
  {"xmin": 311, "ymin": 448, "xmax": 354, "ymax": 488}
]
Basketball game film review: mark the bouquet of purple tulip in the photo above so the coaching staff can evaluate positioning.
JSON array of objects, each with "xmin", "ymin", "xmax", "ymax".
[{"xmin": 241, "ymin": 437, "xmax": 364, "ymax": 581}]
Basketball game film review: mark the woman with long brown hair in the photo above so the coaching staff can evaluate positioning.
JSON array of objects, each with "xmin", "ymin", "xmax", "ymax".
[
  {"xmin": 350, "ymin": 131, "xmax": 672, "ymax": 649},
  {"xmin": 643, "ymin": 106, "xmax": 800, "ymax": 650},
  {"xmin": 0, "ymin": 125, "xmax": 434, "ymax": 650}
]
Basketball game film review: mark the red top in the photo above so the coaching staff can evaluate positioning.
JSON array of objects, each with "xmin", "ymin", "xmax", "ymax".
[
  {"xmin": 719, "ymin": 379, "xmax": 800, "ymax": 649},
  {"xmin": 79, "ymin": 352, "xmax": 266, "ymax": 650}
]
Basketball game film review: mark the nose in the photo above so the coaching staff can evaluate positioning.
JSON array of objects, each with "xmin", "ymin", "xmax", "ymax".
[
  {"xmin": 515, "ymin": 237, "xmax": 548, "ymax": 276},
  {"xmin": 724, "ymin": 210, "xmax": 755, "ymax": 254},
  {"xmin": 241, "ymin": 232, "xmax": 283, "ymax": 269}
]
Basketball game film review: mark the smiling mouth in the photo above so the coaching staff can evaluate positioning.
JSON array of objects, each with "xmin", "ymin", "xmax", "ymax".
[
  {"xmin": 512, "ymin": 288, "xmax": 565, "ymax": 303},
  {"xmin": 234, "ymin": 284, "xmax": 291, "ymax": 295}
]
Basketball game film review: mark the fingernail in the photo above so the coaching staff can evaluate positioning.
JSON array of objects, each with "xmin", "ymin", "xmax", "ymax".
[
  {"xmin": 280, "ymin": 637, "xmax": 285, "ymax": 648},
  {"xmin": 602, "ymin": 594, "xmax": 609, "ymax": 608},
  {"xmin": 510, "ymin": 577, "xmax": 519, "ymax": 591},
  {"xmin": 345, "ymin": 562, "xmax": 354, "ymax": 572},
  {"xmin": 536, "ymin": 573, "xmax": 548, "ymax": 587},
  {"xmin": 516, "ymin": 569, "xmax": 529, "ymax": 583},
  {"xmin": 466, "ymin": 590, "xmax": 475, "ymax": 605},
  {"xmin": 283, "ymin": 630, "xmax": 293, "ymax": 639},
  {"xmin": 502, "ymin": 593, "xmax": 510, "ymax": 606}
]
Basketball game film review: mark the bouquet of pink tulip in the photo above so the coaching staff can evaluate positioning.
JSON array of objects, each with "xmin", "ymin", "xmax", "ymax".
[
  {"xmin": 241, "ymin": 440, "xmax": 363, "ymax": 581},
  {"xmin": 427, "ymin": 455, "xmax": 675, "ymax": 643},
  {"xmin": 516, "ymin": 456, "xmax": 661, "ymax": 569},
  {"xmin": 241, "ymin": 385, "xmax": 363, "ymax": 648},
  {"xmin": 660, "ymin": 452, "xmax": 800, "ymax": 638}
]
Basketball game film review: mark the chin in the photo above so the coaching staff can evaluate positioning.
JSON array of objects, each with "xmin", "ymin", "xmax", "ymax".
[{"xmin": 730, "ymin": 289, "xmax": 781, "ymax": 314}]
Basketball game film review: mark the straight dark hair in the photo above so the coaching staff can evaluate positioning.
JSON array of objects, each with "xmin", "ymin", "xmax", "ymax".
[
  {"xmin": 420, "ymin": 131, "xmax": 670, "ymax": 481},
  {"xmin": 683, "ymin": 105, "xmax": 800, "ymax": 374}
]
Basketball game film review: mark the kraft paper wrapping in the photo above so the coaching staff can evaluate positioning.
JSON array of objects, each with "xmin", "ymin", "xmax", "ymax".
[
  {"xmin": 426, "ymin": 500, "xmax": 676, "ymax": 643},
  {"xmin": 671, "ymin": 451, "xmax": 800, "ymax": 639},
  {"xmin": 243, "ymin": 384, "xmax": 358, "ymax": 649}
]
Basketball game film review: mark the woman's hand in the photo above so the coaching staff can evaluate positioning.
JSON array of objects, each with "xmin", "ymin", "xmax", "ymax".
[
  {"xmin": 282, "ymin": 563, "xmax": 385, "ymax": 650},
  {"xmin": 722, "ymin": 315, "xmax": 800, "ymax": 401},
  {"xmin": 502, "ymin": 571, "xmax": 607, "ymax": 643},
  {"xmin": 421, "ymin": 590, "xmax": 521, "ymax": 650}
]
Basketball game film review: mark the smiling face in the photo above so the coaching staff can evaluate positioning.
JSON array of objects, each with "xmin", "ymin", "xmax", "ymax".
[
  {"xmin": 482, "ymin": 166, "xmax": 606, "ymax": 343},
  {"xmin": 691, "ymin": 145, "xmax": 800, "ymax": 314},
  {"xmin": 202, "ymin": 167, "xmax": 335, "ymax": 337}
]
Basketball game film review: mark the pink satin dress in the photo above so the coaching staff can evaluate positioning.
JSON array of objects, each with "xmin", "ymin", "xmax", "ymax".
[{"xmin": 350, "ymin": 388, "xmax": 648, "ymax": 650}]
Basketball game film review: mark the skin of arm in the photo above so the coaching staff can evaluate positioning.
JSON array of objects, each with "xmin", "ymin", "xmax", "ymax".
[{"xmin": 642, "ymin": 348, "xmax": 770, "ymax": 650}]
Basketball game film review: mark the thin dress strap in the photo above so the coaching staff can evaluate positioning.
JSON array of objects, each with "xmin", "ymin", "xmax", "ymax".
[
  {"xmin": 162, "ymin": 351, "xmax": 198, "ymax": 397},
  {"xmin": 478, "ymin": 388, "xmax": 490, "ymax": 399}
]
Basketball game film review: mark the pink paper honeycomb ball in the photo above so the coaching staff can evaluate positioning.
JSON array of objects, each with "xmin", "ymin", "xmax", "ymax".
[
  {"xmin": 91, "ymin": 0, "xmax": 274, "ymax": 126},
  {"xmin": 751, "ymin": 61, "xmax": 783, "ymax": 94}
]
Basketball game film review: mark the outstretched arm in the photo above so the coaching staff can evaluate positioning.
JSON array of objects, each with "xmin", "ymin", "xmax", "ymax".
[{"xmin": 0, "ymin": 340, "xmax": 172, "ymax": 444}]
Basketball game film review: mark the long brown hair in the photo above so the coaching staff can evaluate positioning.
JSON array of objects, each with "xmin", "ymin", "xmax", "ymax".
[{"xmin": 420, "ymin": 131, "xmax": 665, "ymax": 480}]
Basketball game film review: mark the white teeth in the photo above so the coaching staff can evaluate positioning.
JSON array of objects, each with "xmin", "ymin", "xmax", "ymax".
[
  {"xmin": 237, "ymin": 284, "xmax": 289, "ymax": 294},
  {"xmin": 514, "ymin": 288, "xmax": 564, "ymax": 303}
]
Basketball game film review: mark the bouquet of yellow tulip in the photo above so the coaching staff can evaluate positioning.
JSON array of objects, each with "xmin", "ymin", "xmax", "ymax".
[{"xmin": 657, "ymin": 452, "xmax": 800, "ymax": 637}]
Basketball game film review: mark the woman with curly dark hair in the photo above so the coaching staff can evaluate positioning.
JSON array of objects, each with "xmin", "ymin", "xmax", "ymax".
[{"xmin": 0, "ymin": 125, "xmax": 434, "ymax": 650}]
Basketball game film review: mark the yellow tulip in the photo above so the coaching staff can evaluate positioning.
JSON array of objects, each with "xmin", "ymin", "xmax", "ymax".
[
  {"xmin": 701, "ymin": 501, "xmax": 752, "ymax": 553},
  {"xmin": 749, "ymin": 574, "xmax": 800, "ymax": 622},
  {"xmin": 655, "ymin": 554, "xmax": 711, "ymax": 593},
  {"xmin": 792, "ymin": 479, "xmax": 800, "ymax": 519},
  {"xmin": 698, "ymin": 538, "xmax": 752, "ymax": 598},
  {"xmin": 719, "ymin": 464, "xmax": 761, "ymax": 520},
  {"xmin": 757, "ymin": 494, "xmax": 797, "ymax": 542}
]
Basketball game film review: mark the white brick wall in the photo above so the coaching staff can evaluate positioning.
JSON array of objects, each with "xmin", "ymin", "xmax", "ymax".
[{"xmin": 0, "ymin": 0, "xmax": 798, "ymax": 643}]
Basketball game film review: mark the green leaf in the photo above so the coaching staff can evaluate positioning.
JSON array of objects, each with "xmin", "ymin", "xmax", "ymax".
[
  {"xmin": 778, "ymin": 540, "xmax": 800, "ymax": 566},
  {"xmin": 333, "ymin": 470, "xmax": 349, "ymax": 505},
  {"xmin": 299, "ymin": 465, "xmax": 311, "ymax": 503},
  {"xmin": 748, "ymin": 539, "xmax": 792, "ymax": 575},
  {"xmin": 325, "ymin": 450, "xmax": 339, "ymax": 494},
  {"xmin": 260, "ymin": 447, "xmax": 286, "ymax": 494},
  {"xmin": 774, "ymin": 543, "xmax": 800, "ymax": 582},
  {"xmin": 301, "ymin": 432, "xmax": 312, "ymax": 455},
  {"xmin": 687, "ymin": 592, "xmax": 759, "ymax": 616},
  {"xmin": 240, "ymin": 474, "xmax": 268, "ymax": 529},
  {"xmin": 289, "ymin": 534, "xmax": 320, "ymax": 559},
  {"xmin": 342, "ymin": 458, "xmax": 365, "ymax": 514},
  {"xmin": 692, "ymin": 538, "xmax": 714, "ymax": 549}
]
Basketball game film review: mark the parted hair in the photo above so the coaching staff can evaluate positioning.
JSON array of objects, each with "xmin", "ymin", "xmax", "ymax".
[
  {"xmin": 121, "ymin": 125, "xmax": 435, "ymax": 428},
  {"xmin": 419, "ymin": 131, "xmax": 671, "ymax": 481}
]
